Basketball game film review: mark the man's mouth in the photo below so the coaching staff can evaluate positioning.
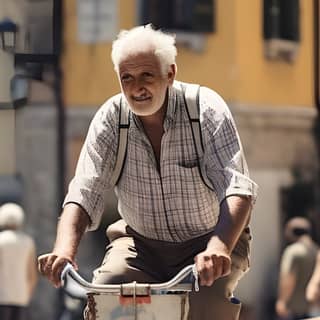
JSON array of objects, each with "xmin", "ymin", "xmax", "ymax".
[{"xmin": 132, "ymin": 96, "xmax": 151, "ymax": 102}]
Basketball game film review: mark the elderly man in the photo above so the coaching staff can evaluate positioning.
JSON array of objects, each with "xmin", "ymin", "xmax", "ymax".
[{"xmin": 38, "ymin": 25, "xmax": 257, "ymax": 320}]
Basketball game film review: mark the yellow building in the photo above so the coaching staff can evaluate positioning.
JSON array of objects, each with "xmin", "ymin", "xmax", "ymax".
[{"xmin": 63, "ymin": 0, "xmax": 314, "ymax": 108}]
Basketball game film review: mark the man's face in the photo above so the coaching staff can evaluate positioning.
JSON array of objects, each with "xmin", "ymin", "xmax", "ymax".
[{"xmin": 118, "ymin": 53, "xmax": 175, "ymax": 117}]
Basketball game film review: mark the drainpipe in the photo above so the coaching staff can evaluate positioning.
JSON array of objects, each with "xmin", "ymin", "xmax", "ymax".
[
  {"xmin": 53, "ymin": 1, "xmax": 65, "ymax": 318},
  {"xmin": 53, "ymin": 0, "xmax": 65, "ymax": 210}
]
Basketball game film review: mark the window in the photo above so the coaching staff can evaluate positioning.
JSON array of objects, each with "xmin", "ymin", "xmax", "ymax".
[
  {"xmin": 139, "ymin": 0, "xmax": 215, "ymax": 33},
  {"xmin": 263, "ymin": 0, "xmax": 300, "ymax": 62},
  {"xmin": 138, "ymin": 0, "xmax": 214, "ymax": 52}
]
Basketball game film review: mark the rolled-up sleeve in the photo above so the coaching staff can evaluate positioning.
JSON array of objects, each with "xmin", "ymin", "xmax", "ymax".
[
  {"xmin": 63, "ymin": 97, "xmax": 119, "ymax": 230},
  {"xmin": 201, "ymin": 87, "xmax": 258, "ymax": 204}
]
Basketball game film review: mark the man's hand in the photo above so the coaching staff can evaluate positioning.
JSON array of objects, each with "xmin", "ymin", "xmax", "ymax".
[
  {"xmin": 275, "ymin": 299, "xmax": 291, "ymax": 319},
  {"xmin": 194, "ymin": 245, "xmax": 231, "ymax": 287},
  {"xmin": 38, "ymin": 204, "xmax": 89, "ymax": 288},
  {"xmin": 38, "ymin": 253, "xmax": 77, "ymax": 288},
  {"xmin": 195, "ymin": 196, "xmax": 252, "ymax": 287}
]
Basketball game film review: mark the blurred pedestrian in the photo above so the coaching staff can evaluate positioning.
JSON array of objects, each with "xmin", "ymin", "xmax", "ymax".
[
  {"xmin": 275, "ymin": 216, "xmax": 318, "ymax": 320},
  {"xmin": 0, "ymin": 203, "xmax": 38, "ymax": 320}
]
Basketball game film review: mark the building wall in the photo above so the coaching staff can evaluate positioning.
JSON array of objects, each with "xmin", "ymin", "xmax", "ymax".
[
  {"xmin": 234, "ymin": 0, "xmax": 314, "ymax": 107},
  {"xmin": 0, "ymin": 110, "xmax": 15, "ymax": 174},
  {"xmin": 62, "ymin": 0, "xmax": 136, "ymax": 106}
]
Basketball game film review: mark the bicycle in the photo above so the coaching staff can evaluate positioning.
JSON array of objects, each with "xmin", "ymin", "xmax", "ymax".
[{"xmin": 61, "ymin": 263, "xmax": 199, "ymax": 320}]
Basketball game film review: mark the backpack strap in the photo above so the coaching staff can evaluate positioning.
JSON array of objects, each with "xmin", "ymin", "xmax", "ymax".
[
  {"xmin": 109, "ymin": 96, "xmax": 130, "ymax": 187},
  {"xmin": 182, "ymin": 83, "xmax": 214, "ymax": 191},
  {"xmin": 182, "ymin": 83, "xmax": 204, "ymax": 158}
]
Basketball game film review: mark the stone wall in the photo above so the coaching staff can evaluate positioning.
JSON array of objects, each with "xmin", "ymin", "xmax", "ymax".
[{"xmin": 232, "ymin": 104, "xmax": 318, "ymax": 172}]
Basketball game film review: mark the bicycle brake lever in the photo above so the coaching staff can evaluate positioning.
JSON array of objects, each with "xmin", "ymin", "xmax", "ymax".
[
  {"xmin": 192, "ymin": 264, "xmax": 199, "ymax": 292},
  {"xmin": 60, "ymin": 262, "xmax": 73, "ymax": 287}
]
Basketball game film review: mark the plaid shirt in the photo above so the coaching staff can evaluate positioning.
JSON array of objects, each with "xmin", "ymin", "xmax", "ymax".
[{"xmin": 64, "ymin": 81, "xmax": 258, "ymax": 242}]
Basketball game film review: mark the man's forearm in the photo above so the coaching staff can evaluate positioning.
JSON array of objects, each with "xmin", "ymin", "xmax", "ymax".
[
  {"xmin": 194, "ymin": 195, "xmax": 252, "ymax": 285},
  {"xmin": 208, "ymin": 195, "xmax": 252, "ymax": 254},
  {"xmin": 53, "ymin": 203, "xmax": 90, "ymax": 261},
  {"xmin": 278, "ymin": 272, "xmax": 296, "ymax": 303},
  {"xmin": 306, "ymin": 252, "xmax": 320, "ymax": 302}
]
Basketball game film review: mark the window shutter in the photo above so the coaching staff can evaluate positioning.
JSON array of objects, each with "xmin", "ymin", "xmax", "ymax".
[
  {"xmin": 263, "ymin": 0, "xmax": 281, "ymax": 39},
  {"xmin": 279, "ymin": 0, "xmax": 300, "ymax": 41}
]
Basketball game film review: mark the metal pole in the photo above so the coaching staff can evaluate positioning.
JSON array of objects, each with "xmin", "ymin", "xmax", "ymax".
[
  {"xmin": 53, "ymin": 0, "xmax": 66, "ymax": 319},
  {"xmin": 53, "ymin": 0, "xmax": 65, "ymax": 211}
]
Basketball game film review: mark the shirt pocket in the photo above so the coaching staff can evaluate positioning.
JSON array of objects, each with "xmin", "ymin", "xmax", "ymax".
[{"xmin": 169, "ymin": 164, "xmax": 219, "ymax": 230}]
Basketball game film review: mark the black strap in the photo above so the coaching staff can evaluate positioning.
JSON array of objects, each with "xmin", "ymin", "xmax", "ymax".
[
  {"xmin": 109, "ymin": 96, "xmax": 130, "ymax": 187},
  {"xmin": 181, "ymin": 83, "xmax": 214, "ymax": 191}
]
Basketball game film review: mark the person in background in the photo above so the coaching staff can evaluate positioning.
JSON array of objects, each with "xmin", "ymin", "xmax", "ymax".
[
  {"xmin": 276, "ymin": 216, "xmax": 319, "ymax": 320},
  {"xmin": 38, "ymin": 24, "xmax": 257, "ymax": 320},
  {"xmin": 0, "ymin": 203, "xmax": 38, "ymax": 320}
]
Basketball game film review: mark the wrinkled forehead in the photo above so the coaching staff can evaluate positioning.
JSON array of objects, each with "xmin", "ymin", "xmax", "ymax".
[{"xmin": 118, "ymin": 52, "xmax": 162, "ymax": 73}]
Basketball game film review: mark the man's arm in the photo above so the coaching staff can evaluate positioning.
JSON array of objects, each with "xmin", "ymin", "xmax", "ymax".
[
  {"xmin": 306, "ymin": 251, "xmax": 320, "ymax": 303},
  {"xmin": 275, "ymin": 244, "xmax": 299, "ymax": 319},
  {"xmin": 275, "ymin": 271, "xmax": 296, "ymax": 318},
  {"xmin": 38, "ymin": 203, "xmax": 90, "ymax": 287},
  {"xmin": 195, "ymin": 195, "xmax": 252, "ymax": 286}
]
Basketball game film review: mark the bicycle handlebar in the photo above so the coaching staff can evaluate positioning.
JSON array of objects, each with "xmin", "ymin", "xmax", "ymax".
[{"xmin": 61, "ymin": 263, "xmax": 199, "ymax": 295}]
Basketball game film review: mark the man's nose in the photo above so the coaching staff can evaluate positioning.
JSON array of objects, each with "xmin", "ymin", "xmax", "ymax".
[{"xmin": 132, "ymin": 78, "xmax": 146, "ymax": 93}]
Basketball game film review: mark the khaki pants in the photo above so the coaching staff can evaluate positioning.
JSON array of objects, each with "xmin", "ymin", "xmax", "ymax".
[{"xmin": 85, "ymin": 219, "xmax": 251, "ymax": 320}]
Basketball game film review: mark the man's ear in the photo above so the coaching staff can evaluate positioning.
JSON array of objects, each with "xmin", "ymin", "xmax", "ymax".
[{"xmin": 168, "ymin": 64, "xmax": 177, "ymax": 85}]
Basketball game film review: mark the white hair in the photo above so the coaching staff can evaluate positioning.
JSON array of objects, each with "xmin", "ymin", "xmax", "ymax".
[
  {"xmin": 0, "ymin": 203, "xmax": 25, "ymax": 229},
  {"xmin": 111, "ymin": 24, "xmax": 177, "ymax": 74}
]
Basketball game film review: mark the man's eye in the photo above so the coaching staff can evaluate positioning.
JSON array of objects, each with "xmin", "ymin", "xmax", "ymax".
[
  {"xmin": 143, "ymin": 73, "xmax": 153, "ymax": 78},
  {"xmin": 121, "ymin": 75, "xmax": 132, "ymax": 82}
]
